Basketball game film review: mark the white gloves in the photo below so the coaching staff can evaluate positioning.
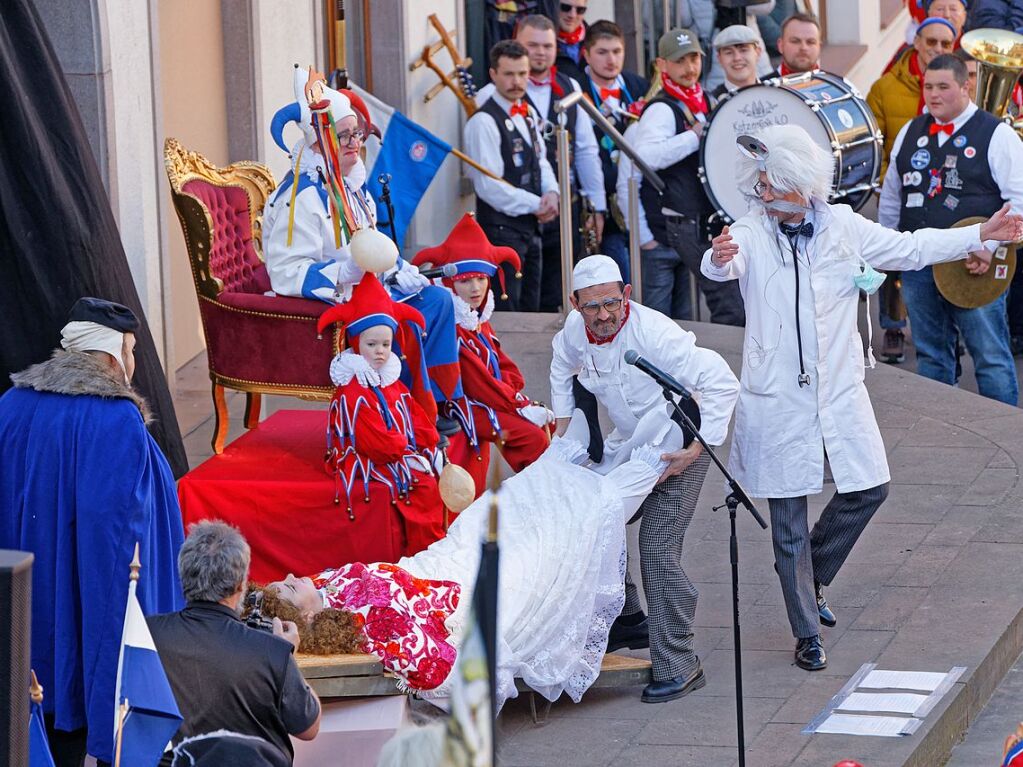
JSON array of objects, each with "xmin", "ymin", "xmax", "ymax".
[
  {"xmin": 329, "ymin": 352, "xmax": 381, "ymax": 388},
  {"xmin": 391, "ymin": 264, "xmax": 431, "ymax": 295},
  {"xmin": 518, "ymin": 404, "xmax": 555, "ymax": 428},
  {"xmin": 406, "ymin": 454, "xmax": 433, "ymax": 474}
]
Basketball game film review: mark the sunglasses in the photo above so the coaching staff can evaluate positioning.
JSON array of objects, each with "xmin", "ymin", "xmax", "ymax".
[
  {"xmin": 921, "ymin": 36, "xmax": 954, "ymax": 50},
  {"xmin": 560, "ymin": 3, "xmax": 587, "ymax": 15}
]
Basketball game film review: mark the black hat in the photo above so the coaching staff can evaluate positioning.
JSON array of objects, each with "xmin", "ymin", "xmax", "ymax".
[{"xmin": 67, "ymin": 297, "xmax": 140, "ymax": 333}]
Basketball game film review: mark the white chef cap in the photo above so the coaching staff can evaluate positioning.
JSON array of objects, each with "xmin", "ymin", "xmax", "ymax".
[{"xmin": 572, "ymin": 255, "xmax": 623, "ymax": 292}]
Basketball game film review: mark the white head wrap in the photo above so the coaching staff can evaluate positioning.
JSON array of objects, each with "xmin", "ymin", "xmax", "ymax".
[
  {"xmin": 60, "ymin": 321, "xmax": 127, "ymax": 381},
  {"xmin": 572, "ymin": 255, "xmax": 624, "ymax": 291}
]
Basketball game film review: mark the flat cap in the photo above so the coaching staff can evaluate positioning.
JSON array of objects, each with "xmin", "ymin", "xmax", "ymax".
[
  {"xmin": 67, "ymin": 297, "xmax": 140, "ymax": 333},
  {"xmin": 713, "ymin": 25, "xmax": 760, "ymax": 50}
]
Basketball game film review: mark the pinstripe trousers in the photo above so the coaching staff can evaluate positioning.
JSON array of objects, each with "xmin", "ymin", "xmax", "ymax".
[
  {"xmin": 768, "ymin": 482, "xmax": 890, "ymax": 639},
  {"xmin": 622, "ymin": 452, "xmax": 711, "ymax": 681}
]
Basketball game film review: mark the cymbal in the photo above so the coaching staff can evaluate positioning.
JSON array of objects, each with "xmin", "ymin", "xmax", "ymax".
[{"xmin": 933, "ymin": 215, "xmax": 1017, "ymax": 309}]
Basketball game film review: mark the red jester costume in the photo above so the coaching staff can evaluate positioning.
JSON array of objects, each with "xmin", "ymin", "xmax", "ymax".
[
  {"xmin": 316, "ymin": 274, "xmax": 446, "ymax": 556},
  {"xmin": 413, "ymin": 215, "xmax": 554, "ymax": 499}
]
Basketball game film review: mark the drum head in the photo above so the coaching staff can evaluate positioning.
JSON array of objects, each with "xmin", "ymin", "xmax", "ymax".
[
  {"xmin": 701, "ymin": 85, "xmax": 833, "ymax": 222},
  {"xmin": 933, "ymin": 216, "xmax": 1018, "ymax": 308}
]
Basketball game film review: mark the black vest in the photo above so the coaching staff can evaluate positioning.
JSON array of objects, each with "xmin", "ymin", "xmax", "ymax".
[
  {"xmin": 582, "ymin": 69, "xmax": 649, "ymax": 199},
  {"xmin": 474, "ymin": 97, "xmax": 543, "ymax": 236},
  {"xmin": 895, "ymin": 109, "xmax": 1003, "ymax": 233},
  {"xmin": 527, "ymin": 71, "xmax": 579, "ymax": 185},
  {"xmin": 638, "ymin": 94, "xmax": 713, "ymax": 242}
]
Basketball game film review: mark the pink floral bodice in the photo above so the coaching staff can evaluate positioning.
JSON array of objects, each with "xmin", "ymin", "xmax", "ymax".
[{"xmin": 313, "ymin": 562, "xmax": 460, "ymax": 691}]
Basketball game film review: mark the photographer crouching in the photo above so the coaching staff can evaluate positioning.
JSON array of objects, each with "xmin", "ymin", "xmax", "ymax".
[{"xmin": 148, "ymin": 521, "xmax": 321, "ymax": 765}]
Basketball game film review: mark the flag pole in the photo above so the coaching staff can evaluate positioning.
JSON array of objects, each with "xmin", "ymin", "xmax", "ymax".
[
  {"xmin": 450, "ymin": 148, "xmax": 514, "ymax": 187},
  {"xmin": 30, "ymin": 669, "xmax": 43, "ymax": 705},
  {"xmin": 114, "ymin": 699, "xmax": 128, "ymax": 767},
  {"xmin": 112, "ymin": 544, "xmax": 141, "ymax": 754}
]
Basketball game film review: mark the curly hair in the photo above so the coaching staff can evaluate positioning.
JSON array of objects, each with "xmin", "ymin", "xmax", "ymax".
[{"xmin": 246, "ymin": 585, "xmax": 364, "ymax": 655}]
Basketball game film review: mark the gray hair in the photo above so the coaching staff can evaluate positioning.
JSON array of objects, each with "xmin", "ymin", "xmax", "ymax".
[
  {"xmin": 178, "ymin": 521, "xmax": 251, "ymax": 602},
  {"xmin": 737, "ymin": 124, "xmax": 834, "ymax": 204}
]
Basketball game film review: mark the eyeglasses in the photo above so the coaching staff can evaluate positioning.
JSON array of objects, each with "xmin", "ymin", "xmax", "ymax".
[
  {"xmin": 560, "ymin": 2, "xmax": 587, "ymax": 15},
  {"xmin": 753, "ymin": 179, "xmax": 771, "ymax": 197},
  {"xmin": 337, "ymin": 129, "xmax": 365, "ymax": 147},
  {"xmin": 921, "ymin": 36, "xmax": 954, "ymax": 50},
  {"xmin": 578, "ymin": 297, "xmax": 623, "ymax": 315}
]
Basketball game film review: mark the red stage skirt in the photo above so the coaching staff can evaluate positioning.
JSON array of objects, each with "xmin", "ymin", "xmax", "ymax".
[{"xmin": 179, "ymin": 410, "xmax": 406, "ymax": 582}]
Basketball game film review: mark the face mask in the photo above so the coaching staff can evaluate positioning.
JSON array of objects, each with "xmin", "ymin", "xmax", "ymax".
[{"xmin": 854, "ymin": 262, "xmax": 886, "ymax": 295}]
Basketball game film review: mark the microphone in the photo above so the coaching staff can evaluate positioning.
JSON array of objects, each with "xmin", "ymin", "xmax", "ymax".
[
  {"xmin": 624, "ymin": 350, "xmax": 693, "ymax": 400},
  {"xmin": 385, "ymin": 263, "xmax": 458, "ymax": 284}
]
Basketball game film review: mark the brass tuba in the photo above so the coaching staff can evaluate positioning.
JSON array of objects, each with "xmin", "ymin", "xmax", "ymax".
[{"xmin": 932, "ymin": 30, "xmax": 1023, "ymax": 308}]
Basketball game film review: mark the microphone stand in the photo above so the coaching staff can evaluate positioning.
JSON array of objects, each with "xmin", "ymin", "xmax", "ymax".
[
  {"xmin": 376, "ymin": 173, "xmax": 399, "ymax": 245},
  {"xmin": 658, "ymin": 385, "xmax": 766, "ymax": 767}
]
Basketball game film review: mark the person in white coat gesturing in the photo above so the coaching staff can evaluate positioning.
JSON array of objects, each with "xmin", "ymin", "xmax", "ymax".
[{"xmin": 701, "ymin": 125, "xmax": 1023, "ymax": 671}]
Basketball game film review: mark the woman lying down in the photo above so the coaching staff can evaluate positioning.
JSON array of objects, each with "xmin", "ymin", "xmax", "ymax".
[{"xmin": 252, "ymin": 406, "xmax": 685, "ymax": 708}]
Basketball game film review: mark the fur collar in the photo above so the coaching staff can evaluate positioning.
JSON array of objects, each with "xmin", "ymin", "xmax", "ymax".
[
  {"xmin": 329, "ymin": 349, "xmax": 402, "ymax": 388},
  {"xmin": 10, "ymin": 350, "xmax": 151, "ymax": 422},
  {"xmin": 450, "ymin": 289, "xmax": 495, "ymax": 331}
]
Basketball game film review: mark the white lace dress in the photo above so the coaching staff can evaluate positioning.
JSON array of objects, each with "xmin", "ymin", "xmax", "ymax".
[{"xmin": 398, "ymin": 410, "xmax": 678, "ymax": 707}]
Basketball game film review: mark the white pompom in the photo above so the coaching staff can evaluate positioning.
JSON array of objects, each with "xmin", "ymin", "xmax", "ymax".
[
  {"xmin": 350, "ymin": 228, "xmax": 398, "ymax": 273},
  {"xmin": 438, "ymin": 462, "xmax": 476, "ymax": 514}
]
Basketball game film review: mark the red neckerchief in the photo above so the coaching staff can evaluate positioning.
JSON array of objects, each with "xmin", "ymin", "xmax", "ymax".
[
  {"xmin": 558, "ymin": 24, "xmax": 585, "ymax": 46},
  {"xmin": 779, "ymin": 61, "xmax": 821, "ymax": 77},
  {"xmin": 584, "ymin": 300, "xmax": 631, "ymax": 345},
  {"xmin": 908, "ymin": 50, "xmax": 926, "ymax": 113},
  {"xmin": 529, "ymin": 66, "xmax": 565, "ymax": 97},
  {"xmin": 660, "ymin": 72, "xmax": 707, "ymax": 116}
]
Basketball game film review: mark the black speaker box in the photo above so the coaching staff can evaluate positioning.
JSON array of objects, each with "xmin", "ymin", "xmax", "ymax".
[{"xmin": 0, "ymin": 550, "xmax": 33, "ymax": 767}]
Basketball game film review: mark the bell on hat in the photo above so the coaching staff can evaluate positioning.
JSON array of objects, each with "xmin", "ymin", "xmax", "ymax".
[{"xmin": 412, "ymin": 214, "xmax": 522, "ymax": 300}]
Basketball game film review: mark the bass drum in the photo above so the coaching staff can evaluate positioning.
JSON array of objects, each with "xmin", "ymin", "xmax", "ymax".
[{"xmin": 699, "ymin": 72, "xmax": 882, "ymax": 224}]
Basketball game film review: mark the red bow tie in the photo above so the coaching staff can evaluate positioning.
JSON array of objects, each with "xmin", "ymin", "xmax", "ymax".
[
  {"xmin": 509, "ymin": 101, "xmax": 528, "ymax": 118},
  {"xmin": 600, "ymin": 87, "xmax": 621, "ymax": 101},
  {"xmin": 929, "ymin": 122, "xmax": 954, "ymax": 136}
]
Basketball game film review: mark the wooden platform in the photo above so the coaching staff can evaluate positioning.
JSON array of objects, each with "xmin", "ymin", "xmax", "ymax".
[{"xmin": 296, "ymin": 652, "xmax": 653, "ymax": 698}]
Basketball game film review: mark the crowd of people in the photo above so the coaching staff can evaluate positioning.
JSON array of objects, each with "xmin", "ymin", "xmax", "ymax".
[{"xmin": 7, "ymin": 1, "xmax": 1023, "ymax": 766}]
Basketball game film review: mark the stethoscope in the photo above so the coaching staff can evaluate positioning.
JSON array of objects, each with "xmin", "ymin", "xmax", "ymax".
[{"xmin": 779, "ymin": 224, "xmax": 813, "ymax": 389}]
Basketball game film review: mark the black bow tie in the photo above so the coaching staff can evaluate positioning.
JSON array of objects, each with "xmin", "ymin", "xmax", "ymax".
[{"xmin": 780, "ymin": 221, "xmax": 814, "ymax": 239}]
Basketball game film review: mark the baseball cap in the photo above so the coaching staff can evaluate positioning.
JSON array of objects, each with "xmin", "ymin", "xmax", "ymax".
[{"xmin": 658, "ymin": 27, "xmax": 704, "ymax": 61}]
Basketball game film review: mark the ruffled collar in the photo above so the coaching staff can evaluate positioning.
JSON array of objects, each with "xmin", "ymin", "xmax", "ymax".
[
  {"xmin": 449, "ymin": 289, "xmax": 494, "ymax": 331},
  {"xmin": 329, "ymin": 349, "xmax": 402, "ymax": 388}
]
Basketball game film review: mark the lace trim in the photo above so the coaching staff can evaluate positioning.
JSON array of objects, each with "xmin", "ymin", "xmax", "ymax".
[
  {"xmin": 545, "ymin": 435, "xmax": 589, "ymax": 465},
  {"xmin": 329, "ymin": 350, "xmax": 402, "ymax": 387},
  {"xmin": 628, "ymin": 443, "xmax": 669, "ymax": 476},
  {"xmin": 449, "ymin": 290, "xmax": 494, "ymax": 331}
]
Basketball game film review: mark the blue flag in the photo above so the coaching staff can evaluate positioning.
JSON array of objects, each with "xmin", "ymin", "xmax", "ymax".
[
  {"xmin": 367, "ymin": 110, "xmax": 451, "ymax": 247},
  {"xmin": 30, "ymin": 699, "xmax": 56, "ymax": 767},
  {"xmin": 115, "ymin": 587, "xmax": 182, "ymax": 767}
]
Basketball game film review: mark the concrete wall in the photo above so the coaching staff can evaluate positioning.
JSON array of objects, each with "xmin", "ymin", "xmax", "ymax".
[{"xmin": 158, "ymin": 0, "xmax": 231, "ymax": 371}]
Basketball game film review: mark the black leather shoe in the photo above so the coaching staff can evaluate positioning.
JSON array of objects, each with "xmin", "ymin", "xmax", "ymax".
[
  {"xmin": 607, "ymin": 614, "xmax": 649, "ymax": 652},
  {"xmin": 641, "ymin": 663, "xmax": 706, "ymax": 703},
  {"xmin": 795, "ymin": 635, "xmax": 827, "ymax": 671},
  {"xmin": 815, "ymin": 581, "xmax": 837, "ymax": 627}
]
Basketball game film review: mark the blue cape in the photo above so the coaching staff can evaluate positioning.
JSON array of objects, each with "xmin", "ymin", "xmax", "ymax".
[{"xmin": 0, "ymin": 385, "xmax": 184, "ymax": 762}]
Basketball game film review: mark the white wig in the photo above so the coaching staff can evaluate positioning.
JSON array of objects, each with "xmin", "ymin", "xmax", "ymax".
[{"xmin": 737, "ymin": 124, "xmax": 835, "ymax": 204}]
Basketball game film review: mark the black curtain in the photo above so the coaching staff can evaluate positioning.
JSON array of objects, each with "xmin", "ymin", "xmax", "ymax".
[{"xmin": 0, "ymin": 0, "xmax": 188, "ymax": 477}]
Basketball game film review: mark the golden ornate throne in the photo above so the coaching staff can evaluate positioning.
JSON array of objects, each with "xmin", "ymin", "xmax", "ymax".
[{"xmin": 164, "ymin": 138, "xmax": 334, "ymax": 454}]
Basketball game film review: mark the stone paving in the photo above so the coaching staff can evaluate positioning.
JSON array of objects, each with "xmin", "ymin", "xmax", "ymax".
[{"xmin": 176, "ymin": 314, "xmax": 1023, "ymax": 767}]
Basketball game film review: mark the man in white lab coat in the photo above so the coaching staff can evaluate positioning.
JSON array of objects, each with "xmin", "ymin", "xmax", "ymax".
[
  {"xmin": 550, "ymin": 255, "xmax": 739, "ymax": 703},
  {"xmin": 701, "ymin": 125, "xmax": 1023, "ymax": 671}
]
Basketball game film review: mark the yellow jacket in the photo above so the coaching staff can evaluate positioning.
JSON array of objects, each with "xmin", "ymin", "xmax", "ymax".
[{"xmin": 866, "ymin": 48, "xmax": 923, "ymax": 181}]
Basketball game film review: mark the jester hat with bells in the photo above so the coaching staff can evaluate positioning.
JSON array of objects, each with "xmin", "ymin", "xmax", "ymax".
[
  {"xmin": 270, "ymin": 65, "xmax": 375, "ymax": 249},
  {"xmin": 412, "ymin": 213, "xmax": 522, "ymax": 302},
  {"xmin": 317, "ymin": 273, "xmax": 437, "ymax": 422}
]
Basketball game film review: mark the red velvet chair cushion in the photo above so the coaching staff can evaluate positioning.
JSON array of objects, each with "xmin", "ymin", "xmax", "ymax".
[
  {"xmin": 182, "ymin": 179, "xmax": 272, "ymax": 294},
  {"xmin": 200, "ymin": 293, "xmax": 334, "ymax": 389}
]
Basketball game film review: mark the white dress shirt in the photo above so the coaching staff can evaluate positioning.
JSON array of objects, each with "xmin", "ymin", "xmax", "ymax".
[
  {"xmin": 879, "ymin": 101, "xmax": 1023, "ymax": 252},
  {"xmin": 633, "ymin": 100, "xmax": 703, "ymax": 174},
  {"xmin": 477, "ymin": 78, "xmax": 607, "ymax": 212},
  {"xmin": 464, "ymin": 91, "xmax": 558, "ymax": 217},
  {"xmin": 614, "ymin": 122, "xmax": 655, "ymax": 246}
]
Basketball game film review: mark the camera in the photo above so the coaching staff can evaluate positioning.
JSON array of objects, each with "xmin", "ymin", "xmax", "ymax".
[{"xmin": 243, "ymin": 591, "xmax": 275, "ymax": 633}]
